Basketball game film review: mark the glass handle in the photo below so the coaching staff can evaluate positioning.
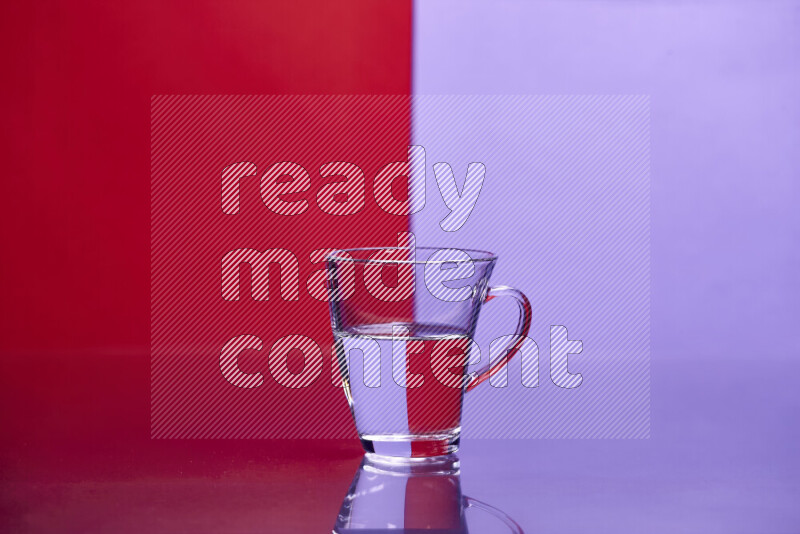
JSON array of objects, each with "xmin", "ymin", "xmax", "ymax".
[
  {"xmin": 464, "ymin": 496, "xmax": 525, "ymax": 534},
  {"xmin": 466, "ymin": 285, "xmax": 532, "ymax": 393}
]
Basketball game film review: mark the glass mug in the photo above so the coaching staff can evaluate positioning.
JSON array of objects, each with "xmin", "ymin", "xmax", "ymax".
[
  {"xmin": 327, "ymin": 246, "xmax": 531, "ymax": 460},
  {"xmin": 334, "ymin": 454, "xmax": 523, "ymax": 533}
]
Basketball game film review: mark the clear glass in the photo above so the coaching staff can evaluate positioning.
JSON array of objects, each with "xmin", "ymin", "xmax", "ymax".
[
  {"xmin": 334, "ymin": 454, "xmax": 523, "ymax": 533},
  {"xmin": 327, "ymin": 247, "xmax": 531, "ymax": 459}
]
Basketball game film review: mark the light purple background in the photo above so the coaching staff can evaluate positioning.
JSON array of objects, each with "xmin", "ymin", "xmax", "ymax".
[
  {"xmin": 412, "ymin": 0, "xmax": 799, "ymax": 531},
  {"xmin": 411, "ymin": 95, "xmax": 651, "ymax": 438}
]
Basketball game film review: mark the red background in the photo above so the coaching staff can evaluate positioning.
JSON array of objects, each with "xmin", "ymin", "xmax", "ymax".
[
  {"xmin": 1, "ymin": 0, "xmax": 410, "ymax": 452},
  {"xmin": 150, "ymin": 95, "xmax": 411, "ymax": 438}
]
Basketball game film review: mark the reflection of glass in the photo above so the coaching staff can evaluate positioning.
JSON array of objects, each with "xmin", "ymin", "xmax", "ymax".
[
  {"xmin": 327, "ymin": 247, "xmax": 532, "ymax": 459},
  {"xmin": 333, "ymin": 454, "xmax": 524, "ymax": 533}
]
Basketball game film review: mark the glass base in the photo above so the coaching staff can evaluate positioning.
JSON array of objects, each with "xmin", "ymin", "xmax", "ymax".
[{"xmin": 359, "ymin": 432, "xmax": 460, "ymax": 460}]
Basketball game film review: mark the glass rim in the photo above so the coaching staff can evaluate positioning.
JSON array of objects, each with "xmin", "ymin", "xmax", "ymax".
[{"xmin": 325, "ymin": 246, "xmax": 497, "ymax": 265}]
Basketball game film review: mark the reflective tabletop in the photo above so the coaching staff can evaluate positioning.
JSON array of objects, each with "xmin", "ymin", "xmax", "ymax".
[{"xmin": 1, "ymin": 352, "xmax": 798, "ymax": 533}]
